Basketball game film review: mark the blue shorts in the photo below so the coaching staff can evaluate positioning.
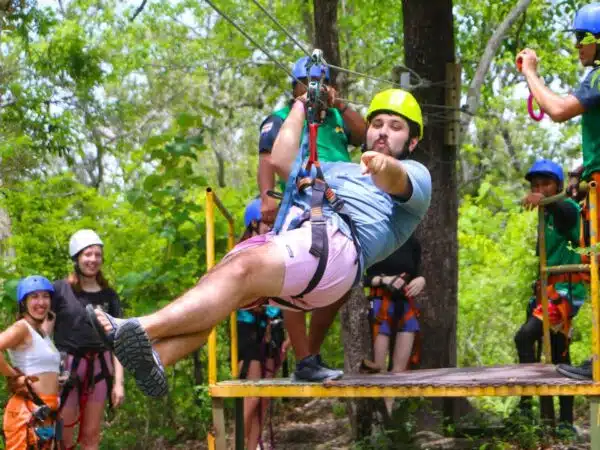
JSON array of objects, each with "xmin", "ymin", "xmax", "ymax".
[{"xmin": 371, "ymin": 296, "xmax": 420, "ymax": 336}]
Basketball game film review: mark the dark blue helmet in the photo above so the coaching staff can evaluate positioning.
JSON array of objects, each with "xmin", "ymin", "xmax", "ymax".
[
  {"xmin": 572, "ymin": 3, "xmax": 600, "ymax": 34},
  {"xmin": 525, "ymin": 159, "xmax": 564, "ymax": 185},
  {"xmin": 16, "ymin": 276, "xmax": 54, "ymax": 303},
  {"xmin": 244, "ymin": 198, "xmax": 262, "ymax": 228},
  {"xmin": 291, "ymin": 56, "xmax": 330, "ymax": 86}
]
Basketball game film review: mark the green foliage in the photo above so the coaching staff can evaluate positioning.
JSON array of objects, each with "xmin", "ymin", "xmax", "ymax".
[
  {"xmin": 458, "ymin": 181, "xmax": 538, "ymax": 369},
  {"xmin": 0, "ymin": 0, "xmax": 597, "ymax": 447}
]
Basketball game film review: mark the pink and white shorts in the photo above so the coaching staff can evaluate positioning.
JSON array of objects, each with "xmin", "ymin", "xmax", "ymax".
[{"xmin": 231, "ymin": 208, "xmax": 358, "ymax": 310}]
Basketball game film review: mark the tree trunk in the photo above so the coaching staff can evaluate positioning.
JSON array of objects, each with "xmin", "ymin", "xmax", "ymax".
[
  {"xmin": 340, "ymin": 285, "xmax": 374, "ymax": 439},
  {"xmin": 313, "ymin": 0, "xmax": 342, "ymax": 89},
  {"xmin": 402, "ymin": 0, "xmax": 458, "ymax": 427},
  {"xmin": 313, "ymin": 0, "xmax": 373, "ymax": 438},
  {"xmin": 0, "ymin": 207, "xmax": 14, "ymax": 259},
  {"xmin": 301, "ymin": 0, "xmax": 315, "ymax": 49}
]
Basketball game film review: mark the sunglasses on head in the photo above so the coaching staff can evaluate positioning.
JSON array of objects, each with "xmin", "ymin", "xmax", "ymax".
[{"xmin": 575, "ymin": 31, "xmax": 598, "ymax": 45}]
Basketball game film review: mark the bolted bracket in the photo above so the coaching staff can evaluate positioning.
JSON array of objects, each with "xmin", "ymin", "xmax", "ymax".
[{"xmin": 445, "ymin": 62, "xmax": 461, "ymax": 146}]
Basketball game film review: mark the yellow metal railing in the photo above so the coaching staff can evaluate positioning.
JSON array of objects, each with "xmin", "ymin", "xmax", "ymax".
[
  {"xmin": 205, "ymin": 188, "xmax": 236, "ymax": 450},
  {"xmin": 205, "ymin": 187, "xmax": 237, "ymax": 385},
  {"xmin": 589, "ymin": 183, "xmax": 600, "ymax": 381},
  {"xmin": 538, "ymin": 182, "xmax": 600, "ymax": 382}
]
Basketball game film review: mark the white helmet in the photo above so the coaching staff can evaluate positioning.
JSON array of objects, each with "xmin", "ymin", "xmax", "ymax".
[{"xmin": 69, "ymin": 229, "xmax": 103, "ymax": 258}]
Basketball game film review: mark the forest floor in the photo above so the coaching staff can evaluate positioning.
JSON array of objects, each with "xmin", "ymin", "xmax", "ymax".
[{"xmin": 163, "ymin": 397, "xmax": 592, "ymax": 450}]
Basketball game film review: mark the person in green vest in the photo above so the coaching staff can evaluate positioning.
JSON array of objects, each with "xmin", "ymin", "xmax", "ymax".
[
  {"xmin": 517, "ymin": 3, "xmax": 600, "ymax": 381},
  {"xmin": 514, "ymin": 160, "xmax": 586, "ymax": 433},
  {"xmin": 257, "ymin": 56, "xmax": 366, "ymax": 380},
  {"xmin": 258, "ymin": 56, "xmax": 366, "ymax": 225}
]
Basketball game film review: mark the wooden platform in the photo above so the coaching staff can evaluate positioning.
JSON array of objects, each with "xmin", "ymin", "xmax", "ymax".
[{"xmin": 210, "ymin": 364, "xmax": 600, "ymax": 398}]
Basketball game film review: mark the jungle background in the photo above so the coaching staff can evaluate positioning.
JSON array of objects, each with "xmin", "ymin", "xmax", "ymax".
[{"xmin": 0, "ymin": 0, "xmax": 594, "ymax": 448}]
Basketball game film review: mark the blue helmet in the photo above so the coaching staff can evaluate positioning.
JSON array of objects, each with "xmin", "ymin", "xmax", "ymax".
[
  {"xmin": 16, "ymin": 276, "xmax": 54, "ymax": 303},
  {"xmin": 572, "ymin": 3, "xmax": 600, "ymax": 34},
  {"xmin": 525, "ymin": 159, "xmax": 564, "ymax": 185},
  {"xmin": 244, "ymin": 198, "xmax": 262, "ymax": 228},
  {"xmin": 291, "ymin": 56, "xmax": 330, "ymax": 86}
]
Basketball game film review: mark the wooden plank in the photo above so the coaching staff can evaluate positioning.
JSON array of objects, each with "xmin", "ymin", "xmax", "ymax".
[
  {"xmin": 209, "ymin": 364, "xmax": 600, "ymax": 398},
  {"xmin": 212, "ymin": 397, "xmax": 227, "ymax": 450},
  {"xmin": 210, "ymin": 382, "xmax": 600, "ymax": 398},
  {"xmin": 592, "ymin": 397, "xmax": 600, "ymax": 449}
]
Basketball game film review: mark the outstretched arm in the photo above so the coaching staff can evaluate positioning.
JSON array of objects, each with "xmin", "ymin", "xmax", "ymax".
[
  {"xmin": 360, "ymin": 151, "xmax": 413, "ymax": 198},
  {"xmin": 518, "ymin": 49, "xmax": 585, "ymax": 122},
  {"xmin": 271, "ymin": 101, "xmax": 306, "ymax": 180}
]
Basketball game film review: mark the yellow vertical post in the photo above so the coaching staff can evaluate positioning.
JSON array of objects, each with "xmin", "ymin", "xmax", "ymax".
[
  {"xmin": 227, "ymin": 221, "xmax": 239, "ymax": 377},
  {"xmin": 589, "ymin": 182, "xmax": 600, "ymax": 381},
  {"xmin": 538, "ymin": 205, "xmax": 552, "ymax": 363},
  {"xmin": 206, "ymin": 188, "xmax": 217, "ymax": 386},
  {"xmin": 207, "ymin": 434, "xmax": 215, "ymax": 450}
]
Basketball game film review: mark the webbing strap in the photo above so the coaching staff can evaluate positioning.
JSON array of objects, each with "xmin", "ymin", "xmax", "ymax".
[
  {"xmin": 293, "ymin": 178, "xmax": 329, "ymax": 298},
  {"xmin": 269, "ymin": 296, "xmax": 312, "ymax": 311},
  {"xmin": 98, "ymin": 352, "xmax": 114, "ymax": 410},
  {"xmin": 59, "ymin": 355, "xmax": 82, "ymax": 413}
]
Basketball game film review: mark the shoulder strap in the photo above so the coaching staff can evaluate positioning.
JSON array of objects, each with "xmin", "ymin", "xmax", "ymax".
[{"xmin": 273, "ymin": 131, "xmax": 310, "ymax": 234}]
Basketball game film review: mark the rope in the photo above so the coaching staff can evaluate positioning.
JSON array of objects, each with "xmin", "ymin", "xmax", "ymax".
[
  {"xmin": 203, "ymin": 0, "xmax": 308, "ymax": 89},
  {"xmin": 246, "ymin": 0, "xmax": 426, "ymax": 90},
  {"xmin": 249, "ymin": 0, "xmax": 311, "ymax": 58},
  {"xmin": 325, "ymin": 62, "xmax": 425, "ymax": 90},
  {"xmin": 204, "ymin": 0, "xmax": 465, "ymax": 130}
]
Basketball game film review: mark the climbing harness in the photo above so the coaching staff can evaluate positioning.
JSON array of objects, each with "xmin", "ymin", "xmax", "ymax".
[
  {"xmin": 516, "ymin": 56, "xmax": 545, "ymax": 121},
  {"xmin": 8, "ymin": 378, "xmax": 64, "ymax": 450},
  {"xmin": 59, "ymin": 351, "xmax": 113, "ymax": 450},
  {"xmin": 369, "ymin": 283, "xmax": 421, "ymax": 370},
  {"xmin": 272, "ymin": 50, "xmax": 362, "ymax": 307}
]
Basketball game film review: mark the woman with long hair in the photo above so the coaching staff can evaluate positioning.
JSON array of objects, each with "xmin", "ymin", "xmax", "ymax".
[
  {"xmin": 52, "ymin": 229, "xmax": 124, "ymax": 450},
  {"xmin": 1, "ymin": 275, "xmax": 61, "ymax": 449}
]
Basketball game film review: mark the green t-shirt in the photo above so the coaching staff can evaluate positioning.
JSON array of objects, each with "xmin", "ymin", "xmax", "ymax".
[
  {"xmin": 544, "ymin": 198, "xmax": 587, "ymax": 299},
  {"xmin": 259, "ymin": 104, "xmax": 351, "ymax": 191},
  {"xmin": 573, "ymin": 67, "xmax": 600, "ymax": 180},
  {"xmin": 271, "ymin": 105, "xmax": 351, "ymax": 163}
]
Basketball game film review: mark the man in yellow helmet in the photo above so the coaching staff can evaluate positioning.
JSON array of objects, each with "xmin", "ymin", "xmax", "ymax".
[{"xmin": 88, "ymin": 89, "xmax": 432, "ymax": 395}]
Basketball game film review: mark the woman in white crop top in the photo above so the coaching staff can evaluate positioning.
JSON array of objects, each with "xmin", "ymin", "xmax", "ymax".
[{"xmin": 0, "ymin": 275, "xmax": 60, "ymax": 450}]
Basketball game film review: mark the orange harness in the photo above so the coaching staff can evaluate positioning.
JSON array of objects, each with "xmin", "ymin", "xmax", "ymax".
[
  {"xmin": 579, "ymin": 172, "xmax": 600, "ymax": 265},
  {"xmin": 369, "ymin": 287, "xmax": 420, "ymax": 369},
  {"xmin": 532, "ymin": 283, "xmax": 573, "ymax": 340}
]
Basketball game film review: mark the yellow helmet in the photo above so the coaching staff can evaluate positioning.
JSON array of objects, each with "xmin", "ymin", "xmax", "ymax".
[{"xmin": 366, "ymin": 89, "xmax": 423, "ymax": 139}]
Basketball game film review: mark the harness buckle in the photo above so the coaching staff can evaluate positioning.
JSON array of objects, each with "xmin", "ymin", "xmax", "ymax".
[{"xmin": 31, "ymin": 404, "xmax": 51, "ymax": 422}]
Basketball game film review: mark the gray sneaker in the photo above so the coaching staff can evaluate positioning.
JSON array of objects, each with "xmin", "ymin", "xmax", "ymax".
[
  {"xmin": 292, "ymin": 355, "xmax": 344, "ymax": 382},
  {"xmin": 556, "ymin": 359, "xmax": 592, "ymax": 380}
]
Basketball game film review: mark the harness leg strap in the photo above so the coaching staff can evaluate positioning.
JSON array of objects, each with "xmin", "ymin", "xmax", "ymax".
[{"xmin": 293, "ymin": 179, "xmax": 329, "ymax": 298}]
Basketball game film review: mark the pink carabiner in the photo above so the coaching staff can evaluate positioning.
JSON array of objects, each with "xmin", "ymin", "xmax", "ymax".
[
  {"xmin": 527, "ymin": 93, "xmax": 545, "ymax": 121},
  {"xmin": 516, "ymin": 56, "xmax": 523, "ymax": 72}
]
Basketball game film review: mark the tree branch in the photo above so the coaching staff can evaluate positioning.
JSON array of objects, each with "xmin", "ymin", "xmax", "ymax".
[
  {"xmin": 130, "ymin": 0, "xmax": 148, "ymax": 22},
  {"xmin": 501, "ymin": 125, "xmax": 522, "ymax": 174},
  {"xmin": 0, "ymin": 100, "xmax": 15, "ymax": 109},
  {"xmin": 461, "ymin": 0, "xmax": 532, "ymax": 141}
]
